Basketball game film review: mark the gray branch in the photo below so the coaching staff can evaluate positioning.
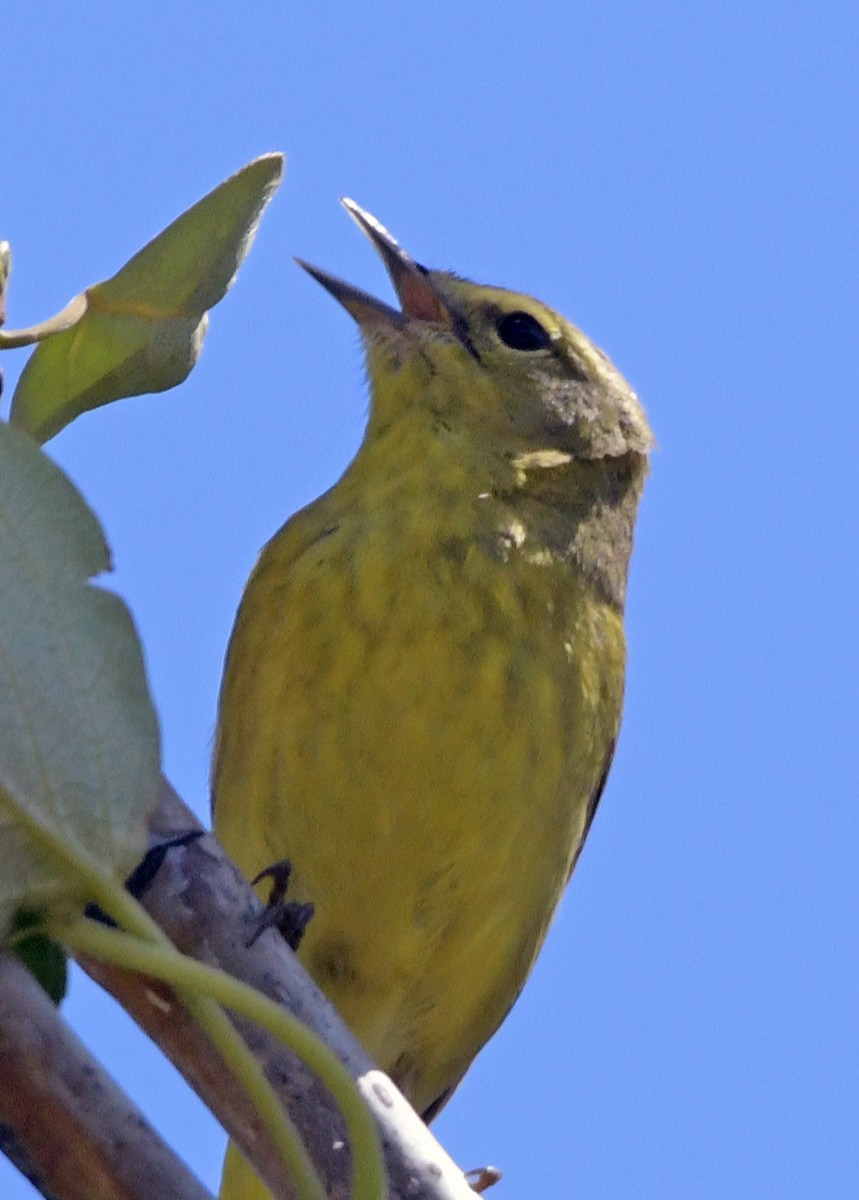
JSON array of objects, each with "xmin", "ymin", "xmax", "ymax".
[
  {"xmin": 0, "ymin": 948, "xmax": 211, "ymax": 1200},
  {"xmin": 77, "ymin": 777, "xmax": 479, "ymax": 1200}
]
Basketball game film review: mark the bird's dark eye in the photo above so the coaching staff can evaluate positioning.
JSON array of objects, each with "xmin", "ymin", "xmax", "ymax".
[{"xmin": 496, "ymin": 310, "xmax": 551, "ymax": 352}]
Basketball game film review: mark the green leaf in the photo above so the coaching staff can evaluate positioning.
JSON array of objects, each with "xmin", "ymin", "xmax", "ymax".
[
  {"xmin": 11, "ymin": 911, "xmax": 68, "ymax": 1004},
  {"xmin": 8, "ymin": 152, "xmax": 284, "ymax": 442},
  {"xmin": 0, "ymin": 421, "xmax": 160, "ymax": 938}
]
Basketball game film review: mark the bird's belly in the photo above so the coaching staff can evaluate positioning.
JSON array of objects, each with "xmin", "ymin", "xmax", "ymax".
[
  {"xmin": 291, "ymin": 630, "xmax": 572, "ymax": 1103},
  {"xmin": 215, "ymin": 526, "xmax": 625, "ymax": 1112}
]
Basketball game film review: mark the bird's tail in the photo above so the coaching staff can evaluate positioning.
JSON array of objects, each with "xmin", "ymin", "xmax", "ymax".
[{"xmin": 219, "ymin": 1141, "xmax": 274, "ymax": 1200}]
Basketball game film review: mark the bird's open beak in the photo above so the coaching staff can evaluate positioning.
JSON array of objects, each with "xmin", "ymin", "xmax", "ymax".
[{"xmin": 296, "ymin": 199, "xmax": 452, "ymax": 331}]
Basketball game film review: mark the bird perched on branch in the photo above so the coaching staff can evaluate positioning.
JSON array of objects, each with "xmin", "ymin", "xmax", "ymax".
[{"xmin": 213, "ymin": 200, "xmax": 651, "ymax": 1197}]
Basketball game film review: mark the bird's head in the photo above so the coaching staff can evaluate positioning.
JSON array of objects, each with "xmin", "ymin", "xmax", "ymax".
[{"xmin": 297, "ymin": 200, "xmax": 652, "ymax": 470}]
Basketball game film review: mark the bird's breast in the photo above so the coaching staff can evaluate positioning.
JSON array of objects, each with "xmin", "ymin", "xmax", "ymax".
[{"xmin": 214, "ymin": 488, "xmax": 626, "ymax": 1110}]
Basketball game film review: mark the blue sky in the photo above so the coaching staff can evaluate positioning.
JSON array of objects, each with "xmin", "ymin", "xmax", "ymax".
[{"xmin": 2, "ymin": 3, "xmax": 857, "ymax": 1197}]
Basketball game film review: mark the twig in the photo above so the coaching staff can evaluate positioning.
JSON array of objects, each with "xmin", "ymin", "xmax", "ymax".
[
  {"xmin": 0, "ymin": 949, "xmax": 211, "ymax": 1200},
  {"xmin": 79, "ymin": 777, "xmax": 477, "ymax": 1200}
]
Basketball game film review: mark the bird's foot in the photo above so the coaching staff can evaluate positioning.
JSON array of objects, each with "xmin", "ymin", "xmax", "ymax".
[
  {"xmin": 247, "ymin": 859, "xmax": 315, "ymax": 950},
  {"xmin": 465, "ymin": 1167, "xmax": 502, "ymax": 1193},
  {"xmin": 126, "ymin": 831, "xmax": 205, "ymax": 899},
  {"xmin": 85, "ymin": 830, "xmax": 205, "ymax": 925}
]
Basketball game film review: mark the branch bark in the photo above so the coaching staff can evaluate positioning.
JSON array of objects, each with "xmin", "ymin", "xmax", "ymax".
[
  {"xmin": 0, "ymin": 949, "xmax": 211, "ymax": 1200},
  {"xmin": 1, "ymin": 775, "xmax": 480, "ymax": 1198},
  {"xmin": 77, "ymin": 778, "xmax": 478, "ymax": 1200}
]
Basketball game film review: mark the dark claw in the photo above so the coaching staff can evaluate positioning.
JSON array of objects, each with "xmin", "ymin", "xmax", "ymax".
[
  {"xmin": 126, "ymin": 831, "xmax": 205, "ymax": 898},
  {"xmin": 84, "ymin": 830, "xmax": 205, "ymax": 925},
  {"xmin": 465, "ymin": 1167, "xmax": 502, "ymax": 1193},
  {"xmin": 251, "ymin": 858, "xmax": 294, "ymax": 899},
  {"xmin": 247, "ymin": 899, "xmax": 315, "ymax": 951},
  {"xmin": 247, "ymin": 858, "xmax": 315, "ymax": 951}
]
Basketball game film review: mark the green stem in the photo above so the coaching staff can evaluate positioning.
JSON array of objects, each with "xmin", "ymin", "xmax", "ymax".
[
  {"xmin": 56, "ymin": 915, "xmax": 386, "ymax": 1200},
  {"xmin": 0, "ymin": 293, "xmax": 88, "ymax": 348},
  {"xmin": 2, "ymin": 779, "xmax": 382, "ymax": 1196}
]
